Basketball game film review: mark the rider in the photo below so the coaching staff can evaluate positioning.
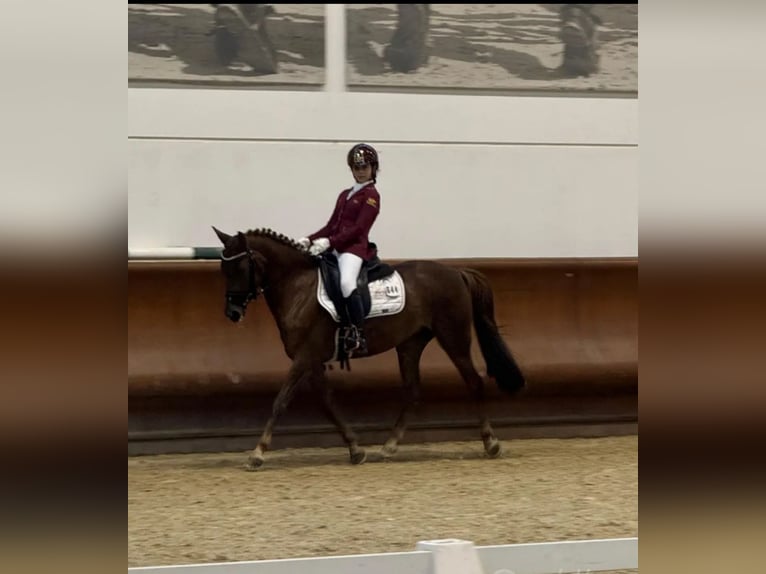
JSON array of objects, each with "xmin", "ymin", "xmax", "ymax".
[{"xmin": 297, "ymin": 143, "xmax": 382, "ymax": 356}]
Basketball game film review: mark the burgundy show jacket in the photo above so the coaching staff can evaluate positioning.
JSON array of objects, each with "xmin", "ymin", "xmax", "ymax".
[{"xmin": 308, "ymin": 183, "xmax": 380, "ymax": 260}]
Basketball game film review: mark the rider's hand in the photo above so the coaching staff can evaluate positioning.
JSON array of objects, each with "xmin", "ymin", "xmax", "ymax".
[
  {"xmin": 296, "ymin": 237, "xmax": 311, "ymax": 250},
  {"xmin": 309, "ymin": 237, "xmax": 330, "ymax": 256}
]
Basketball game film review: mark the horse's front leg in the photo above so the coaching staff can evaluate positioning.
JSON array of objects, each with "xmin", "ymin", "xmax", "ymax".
[
  {"xmin": 246, "ymin": 361, "xmax": 311, "ymax": 471},
  {"xmin": 311, "ymin": 368, "xmax": 366, "ymax": 465},
  {"xmin": 382, "ymin": 331, "xmax": 432, "ymax": 459}
]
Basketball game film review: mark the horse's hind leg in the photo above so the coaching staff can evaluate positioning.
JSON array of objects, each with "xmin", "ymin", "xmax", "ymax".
[
  {"xmin": 382, "ymin": 329, "xmax": 433, "ymax": 459},
  {"xmin": 311, "ymin": 368, "xmax": 367, "ymax": 465},
  {"xmin": 434, "ymin": 326, "xmax": 501, "ymax": 458}
]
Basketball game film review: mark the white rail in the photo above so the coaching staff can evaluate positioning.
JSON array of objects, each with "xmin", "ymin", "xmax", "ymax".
[{"xmin": 128, "ymin": 536, "xmax": 637, "ymax": 574}]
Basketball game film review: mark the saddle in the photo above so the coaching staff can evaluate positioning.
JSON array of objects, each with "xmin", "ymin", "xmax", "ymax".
[{"xmin": 317, "ymin": 245, "xmax": 396, "ymax": 322}]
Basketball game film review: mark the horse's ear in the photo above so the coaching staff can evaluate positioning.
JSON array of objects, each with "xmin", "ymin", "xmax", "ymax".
[{"xmin": 212, "ymin": 226, "xmax": 232, "ymax": 245}]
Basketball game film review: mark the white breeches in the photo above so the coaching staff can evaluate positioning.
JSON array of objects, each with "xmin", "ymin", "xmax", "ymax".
[{"xmin": 337, "ymin": 251, "xmax": 363, "ymax": 298}]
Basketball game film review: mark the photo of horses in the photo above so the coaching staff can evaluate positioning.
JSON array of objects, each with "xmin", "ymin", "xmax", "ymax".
[
  {"xmin": 128, "ymin": 4, "xmax": 637, "ymax": 94},
  {"xmin": 128, "ymin": 4, "xmax": 326, "ymax": 86},
  {"xmin": 347, "ymin": 4, "xmax": 637, "ymax": 93}
]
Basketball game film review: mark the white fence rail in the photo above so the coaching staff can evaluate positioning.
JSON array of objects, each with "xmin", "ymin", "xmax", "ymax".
[{"xmin": 128, "ymin": 536, "xmax": 637, "ymax": 574}]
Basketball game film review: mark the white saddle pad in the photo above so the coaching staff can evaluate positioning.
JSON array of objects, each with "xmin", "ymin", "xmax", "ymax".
[{"xmin": 317, "ymin": 269, "xmax": 406, "ymax": 323}]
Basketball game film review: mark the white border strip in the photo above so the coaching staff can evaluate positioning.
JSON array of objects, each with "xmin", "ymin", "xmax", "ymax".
[
  {"xmin": 128, "ymin": 247, "xmax": 196, "ymax": 259},
  {"xmin": 128, "ymin": 537, "xmax": 637, "ymax": 574},
  {"xmin": 324, "ymin": 4, "xmax": 346, "ymax": 92}
]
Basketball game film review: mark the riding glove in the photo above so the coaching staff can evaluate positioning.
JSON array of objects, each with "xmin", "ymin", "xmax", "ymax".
[
  {"xmin": 296, "ymin": 237, "xmax": 311, "ymax": 249},
  {"xmin": 309, "ymin": 237, "xmax": 330, "ymax": 256}
]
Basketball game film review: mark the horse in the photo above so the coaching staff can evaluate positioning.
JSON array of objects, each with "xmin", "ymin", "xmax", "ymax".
[{"xmin": 212, "ymin": 226, "xmax": 526, "ymax": 470}]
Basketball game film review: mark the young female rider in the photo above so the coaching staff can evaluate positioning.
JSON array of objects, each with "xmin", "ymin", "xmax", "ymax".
[{"xmin": 297, "ymin": 143, "xmax": 382, "ymax": 355}]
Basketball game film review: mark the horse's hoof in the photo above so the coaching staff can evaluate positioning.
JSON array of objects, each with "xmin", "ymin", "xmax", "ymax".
[
  {"xmin": 350, "ymin": 449, "xmax": 367, "ymax": 465},
  {"xmin": 381, "ymin": 440, "xmax": 398, "ymax": 459},
  {"xmin": 245, "ymin": 455, "xmax": 265, "ymax": 471},
  {"xmin": 485, "ymin": 438, "xmax": 502, "ymax": 459}
]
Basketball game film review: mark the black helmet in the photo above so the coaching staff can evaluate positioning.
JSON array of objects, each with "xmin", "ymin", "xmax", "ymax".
[{"xmin": 347, "ymin": 143, "xmax": 379, "ymax": 178}]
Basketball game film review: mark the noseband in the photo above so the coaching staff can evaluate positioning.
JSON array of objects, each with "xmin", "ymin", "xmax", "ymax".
[{"xmin": 220, "ymin": 248, "xmax": 266, "ymax": 306}]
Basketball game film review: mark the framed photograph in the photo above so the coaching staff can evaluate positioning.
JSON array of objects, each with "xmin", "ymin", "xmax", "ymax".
[
  {"xmin": 346, "ymin": 4, "xmax": 637, "ymax": 94},
  {"xmin": 129, "ymin": 4, "xmax": 325, "ymax": 87}
]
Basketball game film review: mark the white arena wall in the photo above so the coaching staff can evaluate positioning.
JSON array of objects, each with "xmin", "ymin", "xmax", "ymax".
[{"xmin": 128, "ymin": 87, "xmax": 637, "ymax": 259}]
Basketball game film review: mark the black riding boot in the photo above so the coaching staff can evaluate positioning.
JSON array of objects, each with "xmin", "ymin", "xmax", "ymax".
[
  {"xmin": 344, "ymin": 289, "xmax": 368, "ymax": 355},
  {"xmin": 558, "ymin": 4, "xmax": 600, "ymax": 77}
]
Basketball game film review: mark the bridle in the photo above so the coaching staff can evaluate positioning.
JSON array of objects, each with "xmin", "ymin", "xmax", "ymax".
[{"xmin": 220, "ymin": 248, "xmax": 266, "ymax": 308}]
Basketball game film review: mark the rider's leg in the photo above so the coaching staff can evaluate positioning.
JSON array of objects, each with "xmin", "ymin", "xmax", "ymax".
[
  {"xmin": 214, "ymin": 4, "xmax": 278, "ymax": 73},
  {"xmin": 338, "ymin": 252, "xmax": 367, "ymax": 354},
  {"xmin": 558, "ymin": 4, "xmax": 600, "ymax": 77}
]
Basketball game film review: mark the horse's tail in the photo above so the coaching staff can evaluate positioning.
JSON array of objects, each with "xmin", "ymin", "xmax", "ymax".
[{"xmin": 460, "ymin": 268, "xmax": 526, "ymax": 394}]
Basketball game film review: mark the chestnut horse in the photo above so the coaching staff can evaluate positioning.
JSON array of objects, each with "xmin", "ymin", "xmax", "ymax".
[{"xmin": 213, "ymin": 227, "xmax": 525, "ymax": 470}]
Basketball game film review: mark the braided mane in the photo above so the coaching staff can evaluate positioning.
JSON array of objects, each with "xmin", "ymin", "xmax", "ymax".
[{"xmin": 244, "ymin": 227, "xmax": 312, "ymax": 256}]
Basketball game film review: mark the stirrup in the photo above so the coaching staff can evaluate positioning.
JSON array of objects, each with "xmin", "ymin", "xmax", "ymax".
[{"xmin": 344, "ymin": 326, "xmax": 361, "ymax": 353}]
